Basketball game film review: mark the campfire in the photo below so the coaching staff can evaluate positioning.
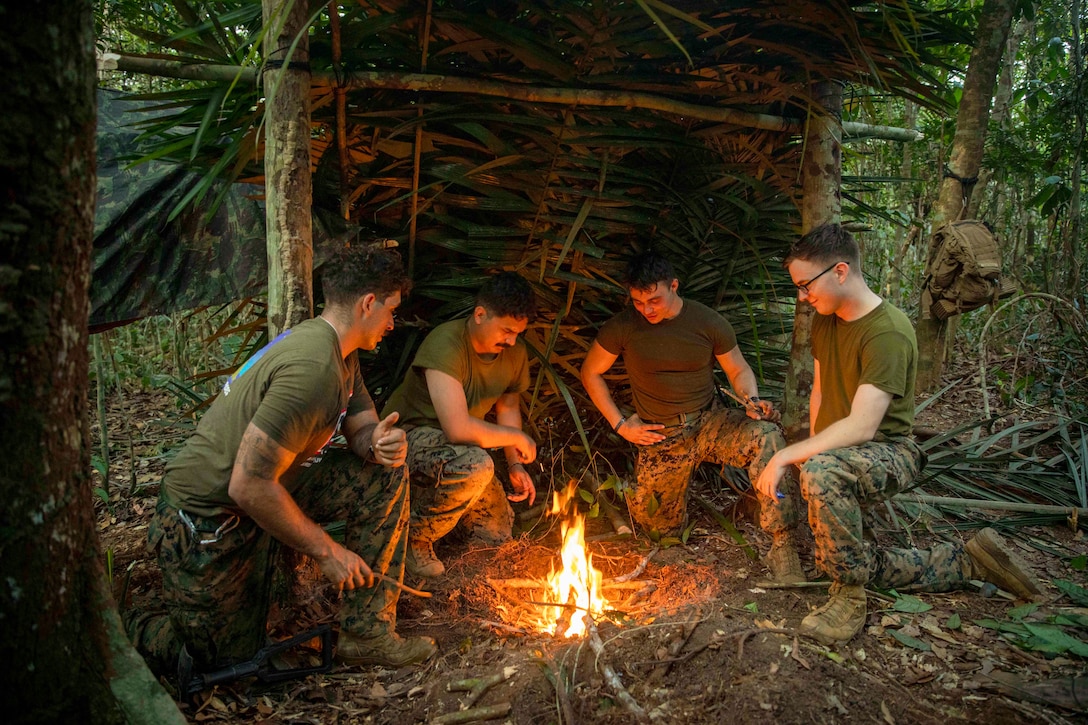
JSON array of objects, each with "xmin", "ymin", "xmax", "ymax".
[
  {"xmin": 537, "ymin": 480, "xmax": 608, "ymax": 637},
  {"xmin": 486, "ymin": 479, "xmax": 659, "ymax": 639}
]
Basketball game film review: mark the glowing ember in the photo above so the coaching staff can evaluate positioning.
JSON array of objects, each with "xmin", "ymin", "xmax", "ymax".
[{"xmin": 538, "ymin": 480, "xmax": 608, "ymax": 638}]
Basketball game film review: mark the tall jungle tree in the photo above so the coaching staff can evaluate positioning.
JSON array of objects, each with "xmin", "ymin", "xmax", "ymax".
[
  {"xmin": 916, "ymin": 0, "xmax": 1018, "ymax": 391},
  {"xmin": 0, "ymin": 4, "xmax": 184, "ymax": 722}
]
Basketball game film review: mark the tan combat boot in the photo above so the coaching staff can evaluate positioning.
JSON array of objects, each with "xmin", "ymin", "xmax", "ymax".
[
  {"xmin": 765, "ymin": 531, "xmax": 806, "ymax": 584},
  {"xmin": 965, "ymin": 527, "xmax": 1045, "ymax": 600},
  {"xmin": 335, "ymin": 630, "xmax": 437, "ymax": 667},
  {"xmin": 799, "ymin": 583, "xmax": 867, "ymax": 645},
  {"xmin": 406, "ymin": 538, "xmax": 445, "ymax": 578}
]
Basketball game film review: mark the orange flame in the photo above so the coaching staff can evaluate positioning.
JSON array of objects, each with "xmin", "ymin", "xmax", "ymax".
[{"xmin": 538, "ymin": 480, "xmax": 607, "ymax": 638}]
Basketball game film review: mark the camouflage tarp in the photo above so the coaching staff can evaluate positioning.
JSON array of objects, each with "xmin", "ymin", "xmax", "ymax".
[{"xmin": 92, "ymin": 89, "xmax": 350, "ymax": 330}]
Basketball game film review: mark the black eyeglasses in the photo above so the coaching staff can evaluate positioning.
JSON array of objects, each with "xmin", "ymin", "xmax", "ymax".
[{"xmin": 794, "ymin": 261, "xmax": 844, "ymax": 295}]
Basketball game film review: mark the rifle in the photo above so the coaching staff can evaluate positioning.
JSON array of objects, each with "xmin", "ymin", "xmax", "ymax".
[{"xmin": 178, "ymin": 624, "xmax": 334, "ymax": 701}]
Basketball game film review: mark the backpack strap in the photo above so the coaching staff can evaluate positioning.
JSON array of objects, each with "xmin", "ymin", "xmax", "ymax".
[{"xmin": 943, "ymin": 165, "xmax": 980, "ymax": 221}]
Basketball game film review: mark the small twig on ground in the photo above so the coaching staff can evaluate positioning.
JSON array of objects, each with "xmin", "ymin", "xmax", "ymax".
[
  {"xmin": 552, "ymin": 658, "xmax": 577, "ymax": 725},
  {"xmin": 585, "ymin": 616, "xmax": 648, "ymax": 723},
  {"xmin": 478, "ymin": 620, "xmax": 529, "ymax": 636},
  {"xmin": 613, "ymin": 546, "xmax": 658, "ymax": 582},
  {"xmin": 430, "ymin": 702, "xmax": 511, "ymax": 724},
  {"xmin": 790, "ymin": 634, "xmax": 811, "ymax": 669},
  {"xmin": 651, "ymin": 610, "xmax": 701, "ymax": 681},
  {"xmin": 378, "ymin": 574, "xmax": 432, "ymax": 598},
  {"xmin": 447, "ymin": 667, "xmax": 517, "ymax": 709}
]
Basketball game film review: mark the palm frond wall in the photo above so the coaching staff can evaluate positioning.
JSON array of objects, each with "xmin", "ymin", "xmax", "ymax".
[{"xmin": 104, "ymin": 0, "xmax": 965, "ymax": 464}]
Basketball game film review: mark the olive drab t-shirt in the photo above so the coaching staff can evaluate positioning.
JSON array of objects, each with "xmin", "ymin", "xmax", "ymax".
[
  {"xmin": 382, "ymin": 318, "xmax": 530, "ymax": 430},
  {"xmin": 810, "ymin": 300, "xmax": 917, "ymax": 438},
  {"xmin": 595, "ymin": 299, "xmax": 738, "ymax": 422},
  {"xmin": 162, "ymin": 318, "xmax": 375, "ymax": 517}
]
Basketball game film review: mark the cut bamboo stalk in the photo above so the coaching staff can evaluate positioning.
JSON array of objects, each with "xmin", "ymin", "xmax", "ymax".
[{"xmin": 896, "ymin": 493, "xmax": 1088, "ymax": 517}]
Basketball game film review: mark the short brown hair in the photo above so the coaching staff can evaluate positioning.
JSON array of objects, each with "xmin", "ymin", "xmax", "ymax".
[
  {"xmin": 784, "ymin": 224, "xmax": 861, "ymax": 269},
  {"xmin": 320, "ymin": 243, "xmax": 411, "ymax": 306}
]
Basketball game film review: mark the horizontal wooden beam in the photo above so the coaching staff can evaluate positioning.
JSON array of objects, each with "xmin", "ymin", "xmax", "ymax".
[{"xmin": 98, "ymin": 53, "xmax": 923, "ymax": 142}]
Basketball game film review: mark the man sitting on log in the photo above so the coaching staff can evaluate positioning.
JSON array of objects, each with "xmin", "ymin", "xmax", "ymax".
[
  {"xmin": 127, "ymin": 244, "xmax": 437, "ymax": 679},
  {"xmin": 580, "ymin": 250, "xmax": 804, "ymax": 583},
  {"xmin": 382, "ymin": 272, "xmax": 538, "ymax": 578},
  {"xmin": 755, "ymin": 223, "xmax": 1044, "ymax": 645}
]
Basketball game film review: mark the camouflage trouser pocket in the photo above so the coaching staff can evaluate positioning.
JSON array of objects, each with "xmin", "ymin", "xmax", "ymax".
[{"xmin": 154, "ymin": 501, "xmax": 272, "ymax": 668}]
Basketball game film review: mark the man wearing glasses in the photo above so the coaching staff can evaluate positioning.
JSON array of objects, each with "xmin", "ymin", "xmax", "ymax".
[
  {"xmin": 581, "ymin": 251, "xmax": 805, "ymax": 584},
  {"xmin": 383, "ymin": 272, "xmax": 538, "ymax": 578},
  {"xmin": 755, "ymin": 224, "xmax": 1043, "ymax": 645}
]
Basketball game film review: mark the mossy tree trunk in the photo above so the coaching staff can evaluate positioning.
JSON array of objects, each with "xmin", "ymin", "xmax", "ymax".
[
  {"xmin": 782, "ymin": 80, "xmax": 842, "ymax": 443},
  {"xmin": 263, "ymin": 0, "xmax": 315, "ymax": 334},
  {"xmin": 0, "ymin": 3, "xmax": 184, "ymax": 723},
  {"xmin": 915, "ymin": 0, "xmax": 1016, "ymax": 392}
]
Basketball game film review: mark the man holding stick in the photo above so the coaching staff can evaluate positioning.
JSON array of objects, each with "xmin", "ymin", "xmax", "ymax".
[{"xmin": 127, "ymin": 244, "xmax": 436, "ymax": 678}]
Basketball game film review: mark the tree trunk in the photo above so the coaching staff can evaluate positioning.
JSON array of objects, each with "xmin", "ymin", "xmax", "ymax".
[
  {"xmin": 0, "ymin": 3, "xmax": 184, "ymax": 723},
  {"xmin": 915, "ymin": 0, "xmax": 1016, "ymax": 392},
  {"xmin": 263, "ymin": 0, "xmax": 315, "ymax": 334},
  {"xmin": 782, "ymin": 81, "xmax": 842, "ymax": 442}
]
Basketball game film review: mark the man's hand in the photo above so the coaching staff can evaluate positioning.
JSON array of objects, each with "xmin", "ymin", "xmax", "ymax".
[
  {"xmin": 370, "ymin": 411, "xmax": 407, "ymax": 468},
  {"xmin": 507, "ymin": 463, "xmax": 537, "ymax": 505},
  {"xmin": 755, "ymin": 452, "xmax": 789, "ymax": 500},
  {"xmin": 617, "ymin": 414, "xmax": 667, "ymax": 446},
  {"xmin": 511, "ymin": 431, "xmax": 537, "ymax": 464},
  {"xmin": 747, "ymin": 399, "xmax": 782, "ymax": 423},
  {"xmin": 315, "ymin": 542, "xmax": 376, "ymax": 592}
]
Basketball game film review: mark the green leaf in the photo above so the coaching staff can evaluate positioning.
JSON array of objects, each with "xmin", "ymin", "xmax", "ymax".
[
  {"xmin": 599, "ymin": 475, "xmax": 619, "ymax": 492},
  {"xmin": 578, "ymin": 487, "xmax": 595, "ymax": 504},
  {"xmin": 1007, "ymin": 603, "xmax": 1040, "ymax": 621},
  {"xmin": 647, "ymin": 493, "xmax": 660, "ymax": 517},
  {"xmin": 658, "ymin": 536, "xmax": 682, "ymax": 548},
  {"xmin": 1071, "ymin": 555, "xmax": 1087, "ymax": 571},
  {"xmin": 889, "ymin": 629, "xmax": 931, "ymax": 651},
  {"xmin": 588, "ymin": 502, "xmax": 600, "ymax": 519},
  {"xmin": 91, "ymin": 455, "xmax": 108, "ymax": 478},
  {"xmin": 1055, "ymin": 580, "xmax": 1088, "ymax": 607},
  {"xmin": 1022, "ymin": 623, "xmax": 1088, "ymax": 657},
  {"xmin": 892, "ymin": 594, "xmax": 933, "ymax": 613},
  {"xmin": 744, "ymin": 602, "xmax": 759, "ymax": 613},
  {"xmin": 94, "ymin": 487, "xmax": 110, "ymax": 506},
  {"xmin": 946, "ymin": 613, "xmax": 961, "ymax": 631}
]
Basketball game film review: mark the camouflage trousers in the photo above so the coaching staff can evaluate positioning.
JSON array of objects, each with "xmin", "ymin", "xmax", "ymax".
[
  {"xmin": 800, "ymin": 437, "xmax": 971, "ymax": 591},
  {"xmin": 404, "ymin": 426, "xmax": 514, "ymax": 546},
  {"xmin": 128, "ymin": 449, "xmax": 410, "ymax": 675},
  {"xmin": 632, "ymin": 408, "xmax": 799, "ymax": 536}
]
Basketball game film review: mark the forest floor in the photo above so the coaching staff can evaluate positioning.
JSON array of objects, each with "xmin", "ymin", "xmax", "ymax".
[{"xmin": 93, "ymin": 362, "xmax": 1088, "ymax": 725}]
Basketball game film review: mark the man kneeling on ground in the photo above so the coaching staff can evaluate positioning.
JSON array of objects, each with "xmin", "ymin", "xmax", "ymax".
[
  {"xmin": 382, "ymin": 272, "xmax": 538, "ymax": 578},
  {"xmin": 581, "ymin": 250, "xmax": 804, "ymax": 583},
  {"xmin": 756, "ymin": 224, "xmax": 1044, "ymax": 645},
  {"xmin": 127, "ymin": 244, "xmax": 436, "ymax": 678}
]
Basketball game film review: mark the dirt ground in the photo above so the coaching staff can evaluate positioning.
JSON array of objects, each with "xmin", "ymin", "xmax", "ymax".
[{"xmin": 93, "ymin": 384, "xmax": 1088, "ymax": 725}]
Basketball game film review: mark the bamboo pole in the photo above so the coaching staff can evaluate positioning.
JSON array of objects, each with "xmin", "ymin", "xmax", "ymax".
[
  {"xmin": 896, "ymin": 493, "xmax": 1088, "ymax": 517},
  {"xmin": 98, "ymin": 54, "xmax": 923, "ymax": 142}
]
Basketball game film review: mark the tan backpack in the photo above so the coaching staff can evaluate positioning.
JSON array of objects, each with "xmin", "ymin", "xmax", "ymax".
[{"xmin": 924, "ymin": 220, "xmax": 1017, "ymax": 320}]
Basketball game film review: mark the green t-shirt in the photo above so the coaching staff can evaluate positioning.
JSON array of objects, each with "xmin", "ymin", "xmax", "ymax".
[
  {"xmin": 595, "ymin": 299, "xmax": 738, "ymax": 422},
  {"xmin": 382, "ymin": 318, "xmax": 530, "ymax": 429},
  {"xmin": 163, "ymin": 318, "xmax": 374, "ymax": 516},
  {"xmin": 810, "ymin": 300, "xmax": 916, "ymax": 438}
]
